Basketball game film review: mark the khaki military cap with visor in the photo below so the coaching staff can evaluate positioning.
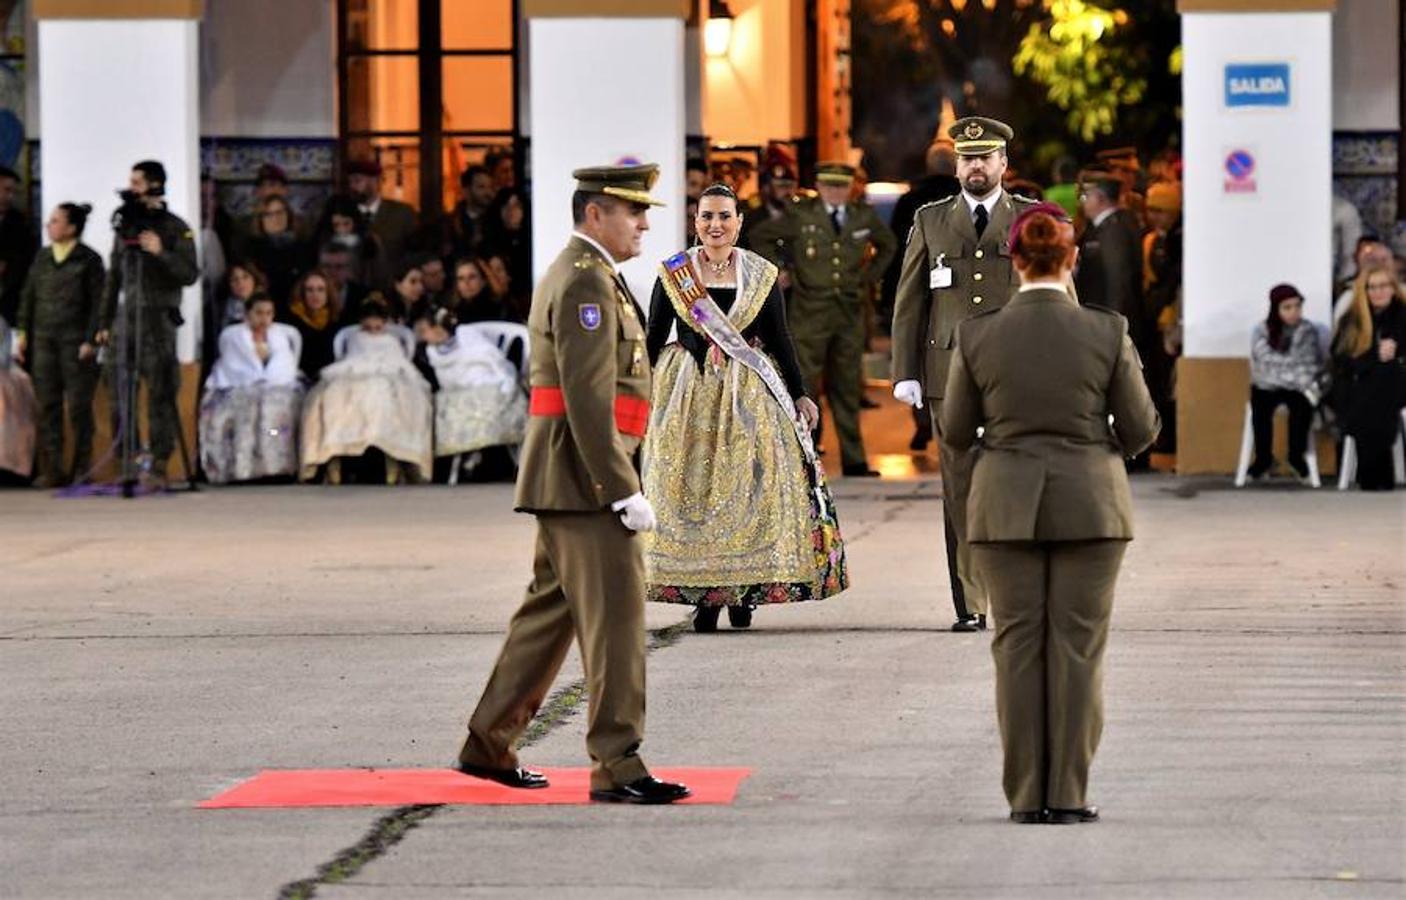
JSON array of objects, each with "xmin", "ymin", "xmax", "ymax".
[
  {"xmin": 815, "ymin": 162, "xmax": 857, "ymax": 185},
  {"xmin": 572, "ymin": 163, "xmax": 667, "ymax": 207},
  {"xmin": 948, "ymin": 116, "xmax": 1014, "ymax": 156}
]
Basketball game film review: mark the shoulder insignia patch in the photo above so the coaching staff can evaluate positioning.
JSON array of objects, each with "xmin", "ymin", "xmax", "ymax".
[{"xmin": 579, "ymin": 303, "xmax": 603, "ymax": 331}]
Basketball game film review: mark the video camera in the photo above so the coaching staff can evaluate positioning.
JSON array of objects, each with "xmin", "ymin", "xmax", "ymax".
[{"xmin": 111, "ymin": 186, "xmax": 163, "ymax": 242}]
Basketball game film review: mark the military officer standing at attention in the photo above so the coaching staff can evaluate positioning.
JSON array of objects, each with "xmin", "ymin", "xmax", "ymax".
[
  {"xmin": 751, "ymin": 162, "xmax": 897, "ymax": 477},
  {"xmin": 454, "ymin": 164, "xmax": 690, "ymax": 805},
  {"xmin": 940, "ymin": 203, "xmax": 1159, "ymax": 823},
  {"xmin": 890, "ymin": 117, "xmax": 1036, "ymax": 632}
]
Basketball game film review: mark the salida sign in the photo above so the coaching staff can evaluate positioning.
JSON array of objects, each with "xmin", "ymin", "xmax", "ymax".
[{"xmin": 1225, "ymin": 63, "xmax": 1291, "ymax": 108}]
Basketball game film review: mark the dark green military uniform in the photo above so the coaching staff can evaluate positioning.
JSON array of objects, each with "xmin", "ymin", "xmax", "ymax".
[
  {"xmin": 941, "ymin": 286, "xmax": 1159, "ymax": 817},
  {"xmin": 459, "ymin": 166, "xmax": 663, "ymax": 793},
  {"xmin": 750, "ymin": 164, "xmax": 896, "ymax": 471},
  {"xmin": 97, "ymin": 206, "xmax": 199, "ymax": 474},
  {"xmin": 892, "ymin": 117, "xmax": 1035, "ymax": 620},
  {"xmin": 17, "ymin": 241, "xmax": 105, "ymax": 482}
]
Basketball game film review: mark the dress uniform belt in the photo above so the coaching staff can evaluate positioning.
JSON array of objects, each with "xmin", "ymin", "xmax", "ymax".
[{"xmin": 528, "ymin": 385, "xmax": 650, "ymax": 437}]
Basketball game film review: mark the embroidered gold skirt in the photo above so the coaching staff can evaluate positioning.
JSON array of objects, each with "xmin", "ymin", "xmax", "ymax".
[{"xmin": 644, "ymin": 344, "xmax": 846, "ymax": 606}]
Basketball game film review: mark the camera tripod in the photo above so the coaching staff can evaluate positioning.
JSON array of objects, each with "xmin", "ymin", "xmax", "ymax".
[{"xmin": 110, "ymin": 237, "xmax": 197, "ymax": 498}]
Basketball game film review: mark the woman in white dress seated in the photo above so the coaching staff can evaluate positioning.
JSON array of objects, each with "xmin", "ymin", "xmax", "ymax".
[
  {"xmin": 0, "ymin": 315, "xmax": 37, "ymax": 482},
  {"xmin": 299, "ymin": 292, "xmax": 433, "ymax": 484},
  {"xmin": 198, "ymin": 292, "xmax": 303, "ymax": 484},
  {"xmin": 410, "ymin": 305, "xmax": 526, "ymax": 482}
]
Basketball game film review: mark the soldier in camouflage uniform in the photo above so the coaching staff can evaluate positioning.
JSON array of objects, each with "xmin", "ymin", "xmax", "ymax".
[
  {"xmin": 16, "ymin": 202, "xmax": 105, "ymax": 485},
  {"xmin": 95, "ymin": 161, "xmax": 199, "ymax": 483},
  {"xmin": 750, "ymin": 162, "xmax": 897, "ymax": 476}
]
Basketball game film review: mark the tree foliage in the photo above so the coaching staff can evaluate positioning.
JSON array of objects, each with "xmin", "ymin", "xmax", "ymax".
[{"xmin": 1013, "ymin": 0, "xmax": 1148, "ymax": 143}]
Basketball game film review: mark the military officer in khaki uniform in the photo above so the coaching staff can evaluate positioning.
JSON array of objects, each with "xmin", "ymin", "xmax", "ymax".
[
  {"xmin": 751, "ymin": 162, "xmax": 897, "ymax": 476},
  {"xmin": 455, "ymin": 164, "xmax": 690, "ymax": 805},
  {"xmin": 940, "ymin": 202, "xmax": 1159, "ymax": 824},
  {"xmin": 891, "ymin": 117, "xmax": 1036, "ymax": 631}
]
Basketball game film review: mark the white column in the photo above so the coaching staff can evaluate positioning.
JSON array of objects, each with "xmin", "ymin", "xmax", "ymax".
[
  {"xmin": 38, "ymin": 18, "xmax": 202, "ymax": 362},
  {"xmin": 1182, "ymin": 12, "xmax": 1333, "ymax": 357},
  {"xmin": 528, "ymin": 17, "xmax": 686, "ymax": 303}
]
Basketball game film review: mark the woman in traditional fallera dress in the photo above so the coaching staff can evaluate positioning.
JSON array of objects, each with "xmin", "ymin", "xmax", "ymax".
[
  {"xmin": 198, "ymin": 292, "xmax": 303, "ymax": 484},
  {"xmin": 299, "ymin": 292, "xmax": 433, "ymax": 484},
  {"xmin": 410, "ymin": 304, "xmax": 526, "ymax": 479},
  {"xmin": 643, "ymin": 183, "xmax": 848, "ymax": 632}
]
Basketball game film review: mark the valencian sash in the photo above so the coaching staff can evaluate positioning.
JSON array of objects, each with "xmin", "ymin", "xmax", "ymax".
[{"xmin": 658, "ymin": 249, "xmax": 830, "ymax": 513}]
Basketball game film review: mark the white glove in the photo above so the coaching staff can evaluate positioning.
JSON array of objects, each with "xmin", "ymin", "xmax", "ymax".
[
  {"xmin": 612, "ymin": 492, "xmax": 657, "ymax": 533},
  {"xmin": 893, "ymin": 379, "xmax": 924, "ymax": 409}
]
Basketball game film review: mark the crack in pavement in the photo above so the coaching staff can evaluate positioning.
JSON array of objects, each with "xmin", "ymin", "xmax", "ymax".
[
  {"xmin": 273, "ymin": 620, "xmax": 691, "ymax": 900},
  {"xmin": 270, "ymin": 494, "xmax": 905, "ymax": 899}
]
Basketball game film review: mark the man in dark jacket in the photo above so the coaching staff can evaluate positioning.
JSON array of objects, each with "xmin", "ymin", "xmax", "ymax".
[
  {"xmin": 96, "ymin": 160, "xmax": 200, "ymax": 484},
  {"xmin": 1074, "ymin": 171, "xmax": 1144, "ymax": 340}
]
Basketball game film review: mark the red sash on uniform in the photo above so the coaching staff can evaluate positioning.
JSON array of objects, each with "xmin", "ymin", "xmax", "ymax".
[{"xmin": 529, "ymin": 386, "xmax": 649, "ymax": 438}]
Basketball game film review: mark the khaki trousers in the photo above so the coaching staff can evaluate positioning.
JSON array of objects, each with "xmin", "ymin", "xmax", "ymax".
[
  {"xmin": 970, "ymin": 539, "xmax": 1126, "ymax": 812},
  {"xmin": 930, "ymin": 401, "xmax": 985, "ymax": 616},
  {"xmin": 459, "ymin": 511, "xmax": 649, "ymax": 790}
]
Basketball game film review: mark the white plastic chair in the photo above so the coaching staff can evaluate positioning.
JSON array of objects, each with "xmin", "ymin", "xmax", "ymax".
[
  {"xmin": 1337, "ymin": 409, "xmax": 1406, "ymax": 490},
  {"xmin": 1234, "ymin": 400, "xmax": 1321, "ymax": 487},
  {"xmin": 332, "ymin": 324, "xmax": 415, "ymax": 360}
]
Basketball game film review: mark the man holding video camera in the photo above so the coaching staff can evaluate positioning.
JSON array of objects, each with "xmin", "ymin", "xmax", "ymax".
[{"xmin": 95, "ymin": 160, "xmax": 199, "ymax": 485}]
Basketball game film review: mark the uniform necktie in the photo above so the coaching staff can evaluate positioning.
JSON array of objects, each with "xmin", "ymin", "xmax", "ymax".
[
  {"xmin": 830, "ymin": 206, "xmax": 842, "ymax": 234},
  {"xmin": 973, "ymin": 203, "xmax": 989, "ymax": 239}
]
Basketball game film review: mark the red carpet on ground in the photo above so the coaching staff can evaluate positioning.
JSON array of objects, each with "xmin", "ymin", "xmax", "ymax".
[{"xmin": 199, "ymin": 767, "xmax": 752, "ymax": 808}]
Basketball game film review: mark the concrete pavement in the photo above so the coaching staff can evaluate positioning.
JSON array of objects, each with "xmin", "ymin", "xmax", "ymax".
[{"xmin": 1, "ymin": 476, "xmax": 1402, "ymax": 898}]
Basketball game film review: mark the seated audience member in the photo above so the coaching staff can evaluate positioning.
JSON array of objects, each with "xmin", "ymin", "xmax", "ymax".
[
  {"xmin": 316, "ymin": 241, "xmax": 370, "ymax": 327},
  {"xmin": 0, "ymin": 314, "xmax": 37, "ymax": 481},
  {"xmin": 482, "ymin": 251, "xmax": 524, "ymax": 319},
  {"xmin": 419, "ymin": 255, "xmax": 448, "ymax": 307},
  {"xmin": 207, "ymin": 261, "xmax": 268, "ymax": 365},
  {"xmin": 287, "ymin": 269, "xmax": 340, "ymax": 381},
  {"xmin": 449, "ymin": 256, "xmax": 516, "ymax": 324},
  {"xmin": 388, "ymin": 257, "xmax": 425, "ymax": 324},
  {"xmin": 1332, "ymin": 265, "xmax": 1406, "ymax": 490},
  {"xmin": 484, "ymin": 187, "xmax": 531, "ymax": 299},
  {"xmin": 1247, "ymin": 284, "xmax": 1324, "ymax": 482},
  {"xmin": 317, "ymin": 195, "xmax": 384, "ymax": 290},
  {"xmin": 1334, "ymin": 239, "xmax": 1393, "ymax": 324},
  {"xmin": 411, "ymin": 305, "xmax": 526, "ymax": 482},
  {"xmin": 447, "ymin": 165, "xmax": 496, "ymax": 257},
  {"xmin": 244, "ymin": 195, "xmax": 308, "ymax": 309},
  {"xmin": 199, "ymin": 292, "xmax": 304, "ymax": 484},
  {"xmin": 299, "ymin": 293, "xmax": 432, "ymax": 485}
]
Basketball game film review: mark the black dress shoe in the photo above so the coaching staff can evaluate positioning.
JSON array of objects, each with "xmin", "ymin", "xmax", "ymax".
[
  {"xmin": 693, "ymin": 605, "xmax": 720, "ymax": 633},
  {"xmin": 842, "ymin": 464, "xmax": 881, "ymax": 477},
  {"xmin": 726, "ymin": 605, "xmax": 753, "ymax": 629},
  {"xmin": 951, "ymin": 614, "xmax": 986, "ymax": 633},
  {"xmin": 590, "ymin": 776, "xmax": 692, "ymax": 805},
  {"xmin": 452, "ymin": 762, "xmax": 550, "ymax": 789},
  {"xmin": 1047, "ymin": 805, "xmax": 1099, "ymax": 824},
  {"xmin": 1009, "ymin": 810, "xmax": 1046, "ymax": 824}
]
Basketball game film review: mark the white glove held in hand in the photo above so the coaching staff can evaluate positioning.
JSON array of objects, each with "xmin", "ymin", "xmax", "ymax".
[
  {"xmin": 893, "ymin": 380, "xmax": 924, "ymax": 409},
  {"xmin": 612, "ymin": 492, "xmax": 657, "ymax": 533}
]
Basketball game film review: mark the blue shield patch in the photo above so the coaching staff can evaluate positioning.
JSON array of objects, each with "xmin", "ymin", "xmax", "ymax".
[{"xmin": 579, "ymin": 303, "xmax": 602, "ymax": 331}]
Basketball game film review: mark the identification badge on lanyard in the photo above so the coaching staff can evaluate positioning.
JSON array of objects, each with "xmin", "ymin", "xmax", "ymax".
[{"xmin": 929, "ymin": 253, "xmax": 953, "ymax": 289}]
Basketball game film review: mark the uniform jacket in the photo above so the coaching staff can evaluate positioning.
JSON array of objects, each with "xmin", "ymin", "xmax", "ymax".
[
  {"xmin": 1074, "ymin": 209, "xmax": 1144, "ymax": 332},
  {"xmin": 749, "ymin": 196, "xmax": 896, "ymax": 306},
  {"xmin": 892, "ymin": 190, "xmax": 1035, "ymax": 398},
  {"xmin": 513, "ymin": 236, "xmax": 651, "ymax": 513},
  {"xmin": 99, "ymin": 206, "xmax": 200, "ymax": 332},
  {"xmin": 17, "ymin": 242, "xmax": 105, "ymax": 344},
  {"xmin": 940, "ymin": 286, "xmax": 1160, "ymax": 542}
]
